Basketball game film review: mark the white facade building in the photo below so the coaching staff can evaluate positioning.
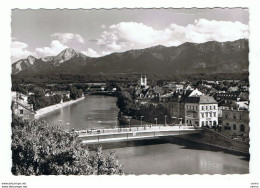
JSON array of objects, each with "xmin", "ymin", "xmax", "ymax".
[{"xmin": 185, "ymin": 95, "xmax": 218, "ymax": 127}]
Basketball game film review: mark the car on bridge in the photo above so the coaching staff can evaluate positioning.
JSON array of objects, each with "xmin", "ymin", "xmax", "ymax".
[{"xmin": 87, "ymin": 129, "xmax": 101, "ymax": 134}]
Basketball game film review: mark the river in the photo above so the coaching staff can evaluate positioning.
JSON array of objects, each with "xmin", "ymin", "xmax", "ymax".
[
  {"xmin": 39, "ymin": 95, "xmax": 120, "ymax": 130},
  {"xmin": 39, "ymin": 95, "xmax": 249, "ymax": 174}
]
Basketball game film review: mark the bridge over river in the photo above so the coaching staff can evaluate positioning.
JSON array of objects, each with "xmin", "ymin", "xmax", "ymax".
[{"xmin": 77, "ymin": 125, "xmax": 203, "ymax": 144}]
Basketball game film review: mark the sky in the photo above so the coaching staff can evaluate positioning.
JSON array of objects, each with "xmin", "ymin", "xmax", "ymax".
[{"xmin": 11, "ymin": 8, "xmax": 249, "ymax": 63}]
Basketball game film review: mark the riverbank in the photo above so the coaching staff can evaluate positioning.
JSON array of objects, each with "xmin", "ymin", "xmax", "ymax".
[
  {"xmin": 173, "ymin": 128, "xmax": 250, "ymax": 154},
  {"xmin": 34, "ymin": 96, "xmax": 85, "ymax": 119}
]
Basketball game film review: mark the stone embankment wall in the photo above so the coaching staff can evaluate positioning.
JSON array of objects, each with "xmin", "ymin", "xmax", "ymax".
[{"xmin": 176, "ymin": 128, "xmax": 249, "ymax": 154}]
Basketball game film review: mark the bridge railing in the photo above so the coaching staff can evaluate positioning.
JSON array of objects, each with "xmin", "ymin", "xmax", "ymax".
[
  {"xmin": 81, "ymin": 126, "xmax": 202, "ymax": 143},
  {"xmin": 77, "ymin": 125, "xmax": 200, "ymax": 137}
]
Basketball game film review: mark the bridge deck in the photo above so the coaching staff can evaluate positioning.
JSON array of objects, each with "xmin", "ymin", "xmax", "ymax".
[{"xmin": 77, "ymin": 126, "xmax": 202, "ymax": 144}]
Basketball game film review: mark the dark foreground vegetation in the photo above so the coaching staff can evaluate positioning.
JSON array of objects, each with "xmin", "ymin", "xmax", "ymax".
[{"xmin": 11, "ymin": 115, "xmax": 123, "ymax": 175}]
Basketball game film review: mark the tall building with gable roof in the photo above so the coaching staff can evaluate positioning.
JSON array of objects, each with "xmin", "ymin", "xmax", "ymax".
[{"xmin": 185, "ymin": 95, "xmax": 218, "ymax": 127}]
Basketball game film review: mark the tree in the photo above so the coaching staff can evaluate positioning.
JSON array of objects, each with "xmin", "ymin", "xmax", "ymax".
[
  {"xmin": 68, "ymin": 86, "xmax": 83, "ymax": 100},
  {"xmin": 11, "ymin": 116, "xmax": 123, "ymax": 175}
]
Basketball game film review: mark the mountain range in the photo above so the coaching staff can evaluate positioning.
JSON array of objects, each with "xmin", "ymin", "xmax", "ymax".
[{"xmin": 12, "ymin": 39, "xmax": 249, "ymax": 75}]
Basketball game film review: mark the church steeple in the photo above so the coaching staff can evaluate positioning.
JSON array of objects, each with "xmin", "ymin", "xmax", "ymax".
[{"xmin": 140, "ymin": 74, "xmax": 147, "ymax": 87}]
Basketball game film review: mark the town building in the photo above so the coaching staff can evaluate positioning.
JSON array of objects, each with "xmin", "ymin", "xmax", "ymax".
[
  {"xmin": 12, "ymin": 92, "xmax": 35, "ymax": 120},
  {"xmin": 163, "ymin": 89, "xmax": 203, "ymax": 124},
  {"xmin": 214, "ymin": 91, "xmax": 249, "ymax": 121},
  {"xmin": 185, "ymin": 95, "xmax": 218, "ymax": 127},
  {"xmin": 222, "ymin": 108, "xmax": 249, "ymax": 138},
  {"xmin": 162, "ymin": 83, "xmax": 184, "ymax": 92},
  {"xmin": 213, "ymin": 91, "xmax": 249, "ymax": 103}
]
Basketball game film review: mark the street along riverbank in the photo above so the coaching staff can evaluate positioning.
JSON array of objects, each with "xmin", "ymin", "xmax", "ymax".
[{"xmin": 34, "ymin": 96, "xmax": 85, "ymax": 119}]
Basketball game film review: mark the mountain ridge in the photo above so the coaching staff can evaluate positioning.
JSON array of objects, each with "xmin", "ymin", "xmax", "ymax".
[{"xmin": 12, "ymin": 39, "xmax": 249, "ymax": 75}]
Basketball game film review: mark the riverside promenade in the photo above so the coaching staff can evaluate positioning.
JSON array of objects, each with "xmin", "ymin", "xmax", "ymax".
[
  {"xmin": 77, "ymin": 125, "xmax": 202, "ymax": 144},
  {"xmin": 34, "ymin": 96, "xmax": 85, "ymax": 118}
]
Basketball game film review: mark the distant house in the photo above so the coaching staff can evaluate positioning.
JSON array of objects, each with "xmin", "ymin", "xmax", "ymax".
[
  {"xmin": 240, "ymin": 85, "xmax": 249, "ymax": 91},
  {"xmin": 185, "ymin": 84, "xmax": 194, "ymax": 90},
  {"xmin": 213, "ymin": 91, "xmax": 249, "ymax": 102},
  {"xmin": 12, "ymin": 92, "xmax": 35, "ymax": 120},
  {"xmin": 228, "ymin": 86, "xmax": 239, "ymax": 92},
  {"xmin": 51, "ymin": 91, "xmax": 71, "ymax": 101},
  {"xmin": 163, "ymin": 83, "xmax": 184, "ymax": 92},
  {"xmin": 206, "ymin": 80, "xmax": 219, "ymax": 85},
  {"xmin": 208, "ymin": 88, "xmax": 218, "ymax": 96},
  {"xmin": 185, "ymin": 95, "xmax": 218, "ymax": 127},
  {"xmin": 202, "ymin": 84, "xmax": 212, "ymax": 89},
  {"xmin": 12, "ymin": 91, "xmax": 28, "ymax": 103}
]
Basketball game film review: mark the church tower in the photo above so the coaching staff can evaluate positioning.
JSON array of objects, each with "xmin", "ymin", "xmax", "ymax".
[
  {"xmin": 144, "ymin": 75, "xmax": 147, "ymax": 86},
  {"xmin": 140, "ymin": 75, "xmax": 147, "ymax": 87}
]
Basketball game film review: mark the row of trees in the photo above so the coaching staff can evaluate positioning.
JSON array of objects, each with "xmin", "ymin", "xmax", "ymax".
[
  {"xmin": 11, "ymin": 115, "xmax": 123, "ymax": 175},
  {"xmin": 27, "ymin": 87, "xmax": 62, "ymax": 111},
  {"xmin": 116, "ymin": 87, "xmax": 140, "ymax": 116},
  {"xmin": 12, "ymin": 72, "xmax": 249, "ymax": 85},
  {"xmin": 116, "ymin": 87, "xmax": 171, "ymax": 124},
  {"xmin": 26, "ymin": 86, "xmax": 83, "ymax": 111}
]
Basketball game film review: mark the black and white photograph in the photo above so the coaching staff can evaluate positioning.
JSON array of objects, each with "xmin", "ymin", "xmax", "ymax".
[{"xmin": 9, "ymin": 8, "xmax": 251, "ymax": 176}]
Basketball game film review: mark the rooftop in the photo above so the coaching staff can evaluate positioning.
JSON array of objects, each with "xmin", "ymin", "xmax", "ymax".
[{"xmin": 185, "ymin": 95, "xmax": 217, "ymax": 104}]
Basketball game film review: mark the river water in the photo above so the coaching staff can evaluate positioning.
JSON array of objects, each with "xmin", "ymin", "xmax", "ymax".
[
  {"xmin": 39, "ymin": 95, "xmax": 249, "ymax": 174},
  {"xmin": 39, "ymin": 95, "xmax": 120, "ymax": 130}
]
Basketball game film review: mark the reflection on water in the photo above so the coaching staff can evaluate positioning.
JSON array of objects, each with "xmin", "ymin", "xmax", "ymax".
[
  {"xmin": 39, "ymin": 95, "xmax": 119, "ymax": 130},
  {"xmin": 104, "ymin": 140, "xmax": 249, "ymax": 175}
]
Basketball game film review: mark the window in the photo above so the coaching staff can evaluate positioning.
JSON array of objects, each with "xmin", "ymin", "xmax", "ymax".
[
  {"xmin": 206, "ymin": 106, "xmax": 208, "ymax": 110},
  {"xmin": 233, "ymin": 124, "xmax": 237, "ymax": 130},
  {"xmin": 202, "ymin": 106, "xmax": 204, "ymax": 110},
  {"xmin": 202, "ymin": 121, "xmax": 204, "ymax": 126},
  {"xmin": 233, "ymin": 115, "xmax": 236, "ymax": 120},
  {"xmin": 206, "ymin": 112, "xmax": 208, "ymax": 118},
  {"xmin": 196, "ymin": 106, "xmax": 198, "ymax": 110},
  {"xmin": 210, "ymin": 106, "xmax": 212, "ymax": 110},
  {"xmin": 224, "ymin": 123, "xmax": 231, "ymax": 130},
  {"xmin": 240, "ymin": 124, "xmax": 245, "ymax": 132},
  {"xmin": 214, "ymin": 105, "xmax": 216, "ymax": 110},
  {"xmin": 213, "ymin": 112, "xmax": 216, "ymax": 117},
  {"xmin": 20, "ymin": 110, "xmax": 23, "ymax": 114},
  {"xmin": 201, "ymin": 113, "xmax": 204, "ymax": 118},
  {"xmin": 225, "ymin": 114, "xmax": 228, "ymax": 119}
]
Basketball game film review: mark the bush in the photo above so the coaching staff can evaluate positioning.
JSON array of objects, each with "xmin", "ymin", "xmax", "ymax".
[{"xmin": 11, "ymin": 116, "xmax": 123, "ymax": 175}]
